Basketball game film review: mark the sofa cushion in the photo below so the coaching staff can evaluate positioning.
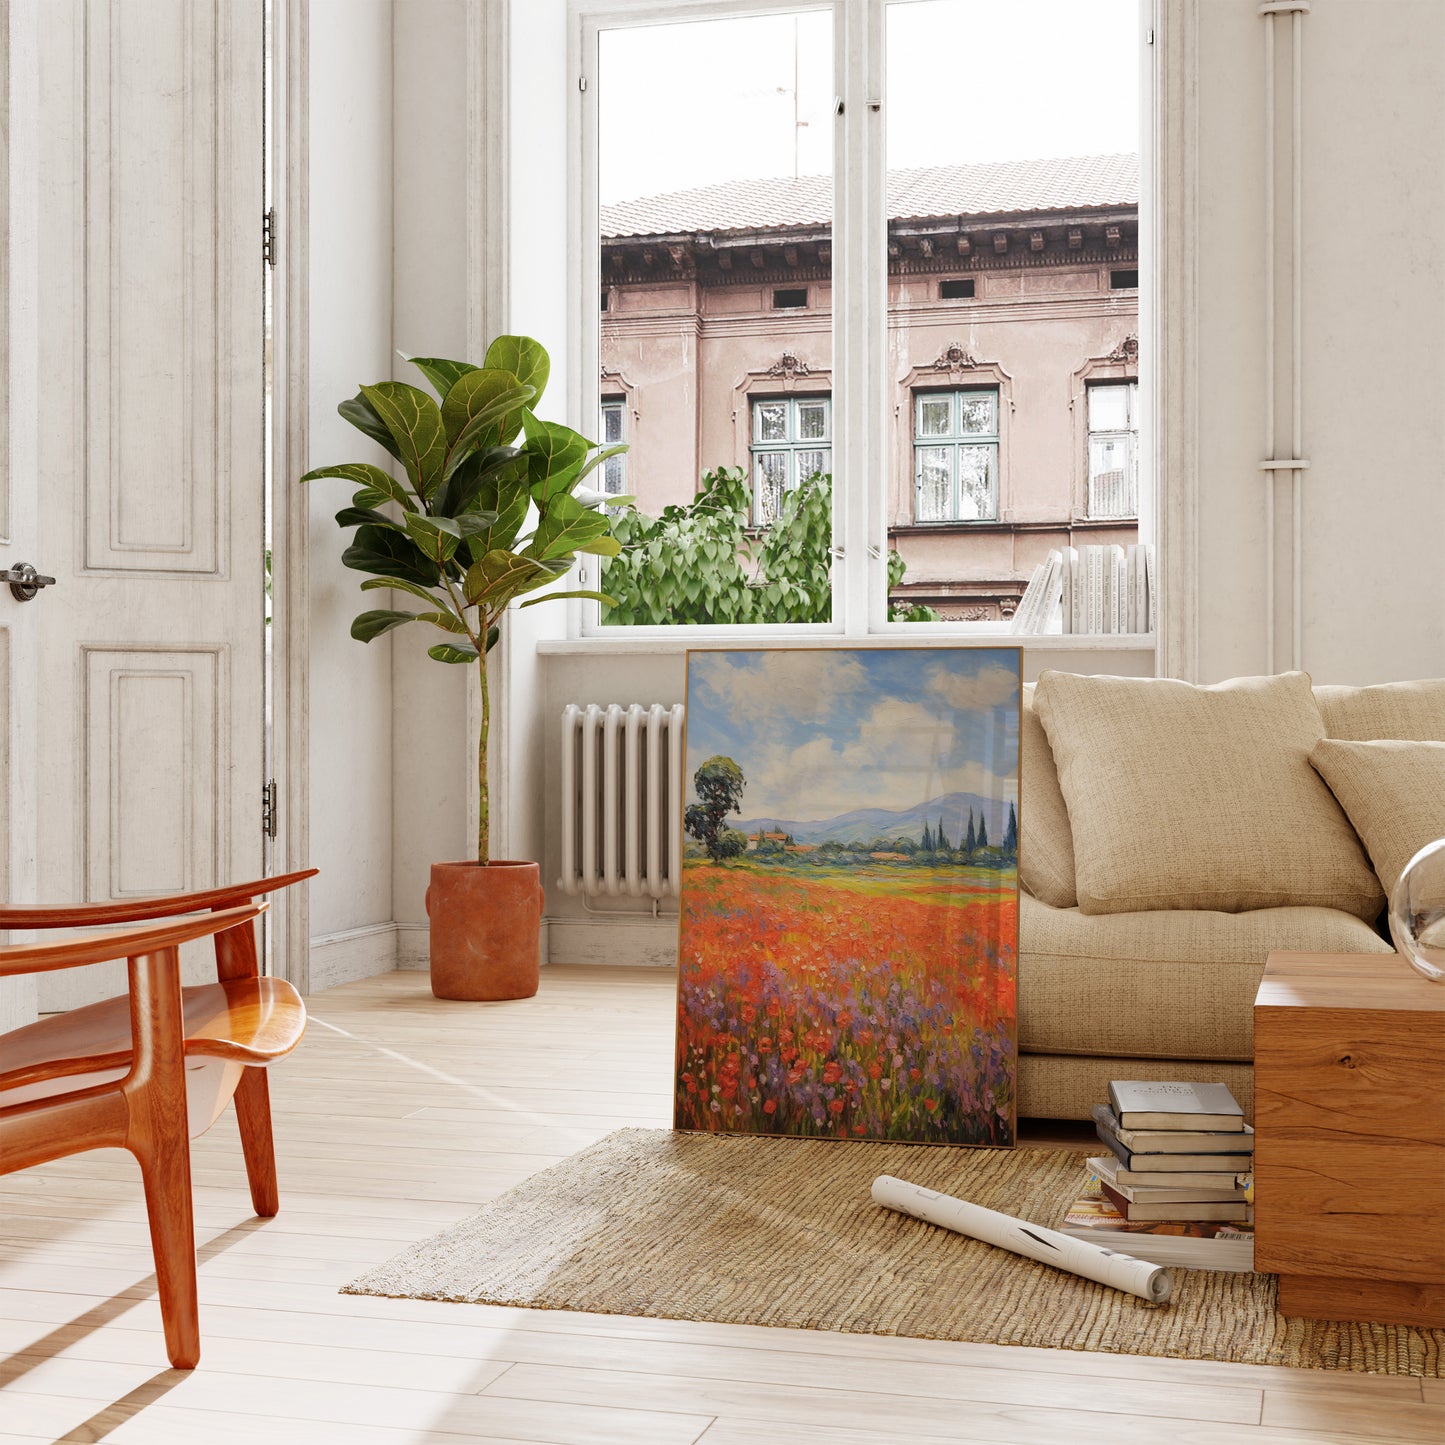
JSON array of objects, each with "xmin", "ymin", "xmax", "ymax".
[
  {"xmin": 1033, "ymin": 669, "xmax": 1384, "ymax": 920},
  {"xmin": 1019, "ymin": 683, "xmax": 1077, "ymax": 909},
  {"xmin": 1316, "ymin": 679, "xmax": 1445, "ymax": 741},
  {"xmin": 1018, "ymin": 890, "xmax": 1393, "ymax": 1061},
  {"xmin": 1310, "ymin": 739, "xmax": 1445, "ymax": 897}
]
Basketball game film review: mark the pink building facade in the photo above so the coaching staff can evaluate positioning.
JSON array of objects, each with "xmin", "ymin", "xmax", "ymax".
[{"xmin": 600, "ymin": 155, "xmax": 1139, "ymax": 620}]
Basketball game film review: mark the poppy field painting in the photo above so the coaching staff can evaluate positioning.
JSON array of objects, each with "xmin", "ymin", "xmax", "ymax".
[{"xmin": 675, "ymin": 647, "xmax": 1020, "ymax": 1147}]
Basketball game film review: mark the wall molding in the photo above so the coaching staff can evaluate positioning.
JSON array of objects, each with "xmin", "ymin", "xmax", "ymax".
[
  {"xmin": 1154, "ymin": 0, "xmax": 1201, "ymax": 682},
  {"xmin": 271, "ymin": 0, "xmax": 312, "ymax": 990},
  {"xmin": 545, "ymin": 914, "xmax": 677, "ymax": 968},
  {"xmin": 307, "ymin": 921, "xmax": 398, "ymax": 993}
]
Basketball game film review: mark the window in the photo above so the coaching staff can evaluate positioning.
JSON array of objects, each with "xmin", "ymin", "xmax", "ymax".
[
  {"xmin": 751, "ymin": 396, "xmax": 831, "ymax": 525},
  {"xmin": 913, "ymin": 389, "xmax": 999, "ymax": 522},
  {"xmin": 1086, "ymin": 382, "xmax": 1138, "ymax": 519},
  {"xmin": 582, "ymin": 0, "xmax": 1145, "ymax": 633},
  {"xmin": 600, "ymin": 398, "xmax": 627, "ymax": 496}
]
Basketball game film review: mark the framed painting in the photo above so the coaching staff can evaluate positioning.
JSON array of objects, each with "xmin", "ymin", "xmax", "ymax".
[{"xmin": 674, "ymin": 646, "xmax": 1021, "ymax": 1146}]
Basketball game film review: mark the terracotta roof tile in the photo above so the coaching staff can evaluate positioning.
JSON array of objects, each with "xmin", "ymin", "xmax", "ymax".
[{"xmin": 601, "ymin": 154, "xmax": 1138, "ymax": 240}]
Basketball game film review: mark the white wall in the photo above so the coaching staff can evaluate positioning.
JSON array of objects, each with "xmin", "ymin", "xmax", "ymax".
[{"xmin": 306, "ymin": 0, "xmax": 398, "ymax": 982}]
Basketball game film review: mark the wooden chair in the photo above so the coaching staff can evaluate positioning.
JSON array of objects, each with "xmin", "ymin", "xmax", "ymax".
[{"xmin": 0, "ymin": 870, "xmax": 315, "ymax": 1368}]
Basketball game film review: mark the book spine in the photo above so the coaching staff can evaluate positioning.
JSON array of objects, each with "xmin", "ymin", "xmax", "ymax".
[
  {"xmin": 1061, "ymin": 548, "xmax": 1075, "ymax": 634},
  {"xmin": 1039, "ymin": 550, "xmax": 1063, "ymax": 634}
]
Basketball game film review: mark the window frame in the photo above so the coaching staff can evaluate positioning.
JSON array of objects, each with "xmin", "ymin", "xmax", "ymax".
[
  {"xmin": 751, "ymin": 394, "xmax": 833, "ymax": 525},
  {"xmin": 567, "ymin": 0, "xmax": 1159, "ymax": 644},
  {"xmin": 911, "ymin": 386, "xmax": 1001, "ymax": 524},
  {"xmin": 599, "ymin": 395, "xmax": 628, "ymax": 497},
  {"xmin": 1084, "ymin": 379, "xmax": 1139, "ymax": 520}
]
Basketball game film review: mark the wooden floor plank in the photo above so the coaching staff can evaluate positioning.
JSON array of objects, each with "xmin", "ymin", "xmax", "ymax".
[{"xmin": 1, "ymin": 965, "xmax": 1436, "ymax": 1443}]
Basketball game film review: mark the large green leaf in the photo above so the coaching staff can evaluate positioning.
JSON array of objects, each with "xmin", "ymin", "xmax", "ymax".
[
  {"xmin": 341, "ymin": 524, "xmax": 442, "ymax": 588},
  {"xmin": 519, "ymin": 588, "xmax": 617, "ymax": 609},
  {"xmin": 463, "ymin": 549, "xmax": 568, "ymax": 609},
  {"xmin": 359, "ymin": 575, "xmax": 447, "ymax": 608},
  {"xmin": 483, "ymin": 336, "xmax": 550, "ymax": 411},
  {"xmin": 334, "ymin": 505, "xmax": 402, "ymax": 531},
  {"xmin": 525, "ymin": 493, "xmax": 612, "ymax": 561},
  {"xmin": 359, "ymin": 382, "xmax": 448, "ymax": 500},
  {"xmin": 403, "ymin": 512, "xmax": 462, "ymax": 565},
  {"xmin": 416, "ymin": 609, "xmax": 469, "ymax": 635},
  {"xmin": 428, "ymin": 640, "xmax": 480, "ymax": 665},
  {"xmin": 405, "ymin": 355, "xmax": 478, "ymax": 401},
  {"xmin": 351, "ymin": 609, "xmax": 418, "ymax": 642},
  {"xmin": 521, "ymin": 414, "xmax": 591, "ymax": 500},
  {"xmin": 443, "ymin": 386, "xmax": 537, "ymax": 480},
  {"xmin": 299, "ymin": 460, "xmax": 415, "ymax": 512},
  {"xmin": 441, "ymin": 446, "xmax": 529, "ymax": 521},
  {"xmin": 337, "ymin": 395, "xmax": 402, "ymax": 464},
  {"xmin": 440, "ymin": 368, "xmax": 533, "ymax": 450}
]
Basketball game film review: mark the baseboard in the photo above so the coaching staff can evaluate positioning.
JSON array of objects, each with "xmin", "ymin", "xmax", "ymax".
[
  {"xmin": 545, "ymin": 914, "xmax": 678, "ymax": 967},
  {"xmin": 307, "ymin": 922, "xmax": 399, "ymax": 993},
  {"xmin": 396, "ymin": 921, "xmax": 430, "ymax": 971}
]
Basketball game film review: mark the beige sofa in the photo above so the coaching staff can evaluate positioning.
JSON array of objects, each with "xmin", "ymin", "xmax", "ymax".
[{"xmin": 1016, "ymin": 675, "xmax": 1445, "ymax": 1121}]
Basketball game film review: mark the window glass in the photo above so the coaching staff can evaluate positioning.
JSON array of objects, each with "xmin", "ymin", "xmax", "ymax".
[
  {"xmin": 885, "ymin": 0, "xmax": 1139, "ymax": 622},
  {"xmin": 596, "ymin": 9, "xmax": 834, "ymax": 626},
  {"xmin": 600, "ymin": 398, "xmax": 627, "ymax": 496}
]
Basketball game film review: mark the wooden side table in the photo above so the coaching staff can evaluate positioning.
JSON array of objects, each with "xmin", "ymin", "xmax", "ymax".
[{"xmin": 1254, "ymin": 951, "xmax": 1445, "ymax": 1327}]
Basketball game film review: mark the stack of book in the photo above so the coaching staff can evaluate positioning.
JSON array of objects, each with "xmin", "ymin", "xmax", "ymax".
[
  {"xmin": 1010, "ymin": 543, "xmax": 1155, "ymax": 636},
  {"xmin": 1060, "ymin": 1080, "xmax": 1255, "ymax": 1271}
]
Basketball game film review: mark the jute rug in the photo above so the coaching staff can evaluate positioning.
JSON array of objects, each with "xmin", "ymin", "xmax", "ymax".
[{"xmin": 343, "ymin": 1128, "xmax": 1443, "ymax": 1375}]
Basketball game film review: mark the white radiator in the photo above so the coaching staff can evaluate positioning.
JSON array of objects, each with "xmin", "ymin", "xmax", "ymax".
[{"xmin": 558, "ymin": 703, "xmax": 686, "ymax": 899}]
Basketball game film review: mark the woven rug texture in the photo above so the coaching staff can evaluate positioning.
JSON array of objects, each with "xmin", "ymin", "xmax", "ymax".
[{"xmin": 343, "ymin": 1127, "xmax": 1443, "ymax": 1375}]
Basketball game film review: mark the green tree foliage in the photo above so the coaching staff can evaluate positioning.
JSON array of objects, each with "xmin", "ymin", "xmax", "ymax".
[
  {"xmin": 684, "ymin": 755, "xmax": 747, "ymax": 862},
  {"xmin": 921, "ymin": 821, "xmax": 934, "ymax": 852},
  {"xmin": 936, "ymin": 817, "xmax": 950, "ymax": 852},
  {"xmin": 1004, "ymin": 802, "xmax": 1018, "ymax": 857},
  {"xmin": 978, "ymin": 814, "xmax": 989, "ymax": 850},
  {"xmin": 965, "ymin": 810, "xmax": 976, "ymax": 855},
  {"xmin": 601, "ymin": 469, "xmax": 940, "ymax": 625}
]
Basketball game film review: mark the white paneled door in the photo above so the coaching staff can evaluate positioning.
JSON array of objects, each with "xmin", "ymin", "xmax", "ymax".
[{"xmin": 12, "ymin": 0, "xmax": 268, "ymax": 1013}]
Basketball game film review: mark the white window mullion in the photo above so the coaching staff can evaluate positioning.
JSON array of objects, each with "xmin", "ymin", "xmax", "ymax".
[{"xmin": 831, "ymin": 0, "xmax": 885, "ymax": 637}]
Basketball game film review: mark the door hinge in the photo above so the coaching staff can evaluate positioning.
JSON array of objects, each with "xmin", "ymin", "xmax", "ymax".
[
  {"xmin": 263, "ymin": 207, "xmax": 278, "ymax": 268},
  {"xmin": 262, "ymin": 779, "xmax": 279, "ymax": 839},
  {"xmin": 579, "ymin": 75, "xmax": 588, "ymax": 92},
  {"xmin": 1145, "ymin": 27, "xmax": 1155, "ymax": 44}
]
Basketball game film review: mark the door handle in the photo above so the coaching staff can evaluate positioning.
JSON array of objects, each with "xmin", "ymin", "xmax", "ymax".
[{"xmin": 1, "ymin": 562, "xmax": 57, "ymax": 601}]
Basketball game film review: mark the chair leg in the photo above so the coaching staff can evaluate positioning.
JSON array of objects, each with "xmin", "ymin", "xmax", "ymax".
[
  {"xmin": 137, "ymin": 1137, "xmax": 201, "ymax": 1369},
  {"xmin": 234, "ymin": 1066, "xmax": 279, "ymax": 1217},
  {"xmin": 125, "ymin": 947, "xmax": 202, "ymax": 1370}
]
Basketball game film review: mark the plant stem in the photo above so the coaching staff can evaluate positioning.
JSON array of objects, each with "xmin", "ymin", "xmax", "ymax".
[{"xmin": 477, "ymin": 639, "xmax": 490, "ymax": 863}]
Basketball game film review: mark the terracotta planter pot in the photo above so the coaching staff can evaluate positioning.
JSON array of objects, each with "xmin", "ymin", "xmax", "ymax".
[{"xmin": 426, "ymin": 860, "xmax": 543, "ymax": 1001}]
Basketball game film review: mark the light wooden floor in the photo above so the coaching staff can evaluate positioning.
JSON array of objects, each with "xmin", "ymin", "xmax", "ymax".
[{"xmin": 2, "ymin": 965, "xmax": 1440, "ymax": 1445}]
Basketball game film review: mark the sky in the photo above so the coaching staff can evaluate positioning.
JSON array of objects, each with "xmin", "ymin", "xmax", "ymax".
[
  {"xmin": 684, "ymin": 648, "xmax": 1020, "ymax": 822},
  {"xmin": 598, "ymin": 0, "xmax": 1140, "ymax": 207}
]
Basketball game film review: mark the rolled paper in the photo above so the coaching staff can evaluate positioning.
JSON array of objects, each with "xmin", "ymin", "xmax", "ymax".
[{"xmin": 871, "ymin": 1174, "xmax": 1173, "ymax": 1304}]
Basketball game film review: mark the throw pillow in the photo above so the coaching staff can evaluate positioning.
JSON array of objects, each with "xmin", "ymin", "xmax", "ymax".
[
  {"xmin": 1309, "ymin": 739, "xmax": 1445, "ymax": 898},
  {"xmin": 1019, "ymin": 683, "xmax": 1077, "ymax": 909},
  {"xmin": 1315, "ymin": 679, "xmax": 1445, "ymax": 741},
  {"xmin": 1033, "ymin": 669, "xmax": 1384, "ymax": 920}
]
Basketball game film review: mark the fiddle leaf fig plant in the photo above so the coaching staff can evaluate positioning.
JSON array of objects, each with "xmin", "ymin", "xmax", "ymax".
[{"xmin": 301, "ymin": 335, "xmax": 626, "ymax": 861}]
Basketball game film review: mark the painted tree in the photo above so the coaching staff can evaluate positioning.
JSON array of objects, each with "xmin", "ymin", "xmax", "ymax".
[
  {"xmin": 964, "ymin": 810, "xmax": 977, "ymax": 855},
  {"xmin": 684, "ymin": 755, "xmax": 747, "ymax": 863},
  {"xmin": 1004, "ymin": 802, "xmax": 1018, "ymax": 857},
  {"xmin": 936, "ymin": 818, "xmax": 950, "ymax": 852},
  {"xmin": 921, "ymin": 821, "xmax": 934, "ymax": 852},
  {"xmin": 978, "ymin": 814, "xmax": 990, "ymax": 850}
]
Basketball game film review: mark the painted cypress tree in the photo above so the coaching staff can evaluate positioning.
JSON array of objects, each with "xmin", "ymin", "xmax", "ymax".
[
  {"xmin": 1004, "ymin": 802, "xmax": 1018, "ymax": 857},
  {"xmin": 978, "ymin": 814, "xmax": 989, "ymax": 850},
  {"xmin": 936, "ymin": 817, "xmax": 950, "ymax": 852},
  {"xmin": 921, "ymin": 821, "xmax": 934, "ymax": 852},
  {"xmin": 964, "ymin": 809, "xmax": 977, "ymax": 855}
]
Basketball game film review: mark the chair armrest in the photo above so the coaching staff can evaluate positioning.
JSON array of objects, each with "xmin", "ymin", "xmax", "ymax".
[
  {"xmin": 0, "ymin": 869, "xmax": 315, "ymax": 929},
  {"xmin": 0, "ymin": 903, "xmax": 266, "ymax": 976}
]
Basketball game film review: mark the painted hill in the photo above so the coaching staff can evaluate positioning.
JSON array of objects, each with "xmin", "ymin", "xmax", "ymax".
[{"xmin": 734, "ymin": 791, "xmax": 1015, "ymax": 848}]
